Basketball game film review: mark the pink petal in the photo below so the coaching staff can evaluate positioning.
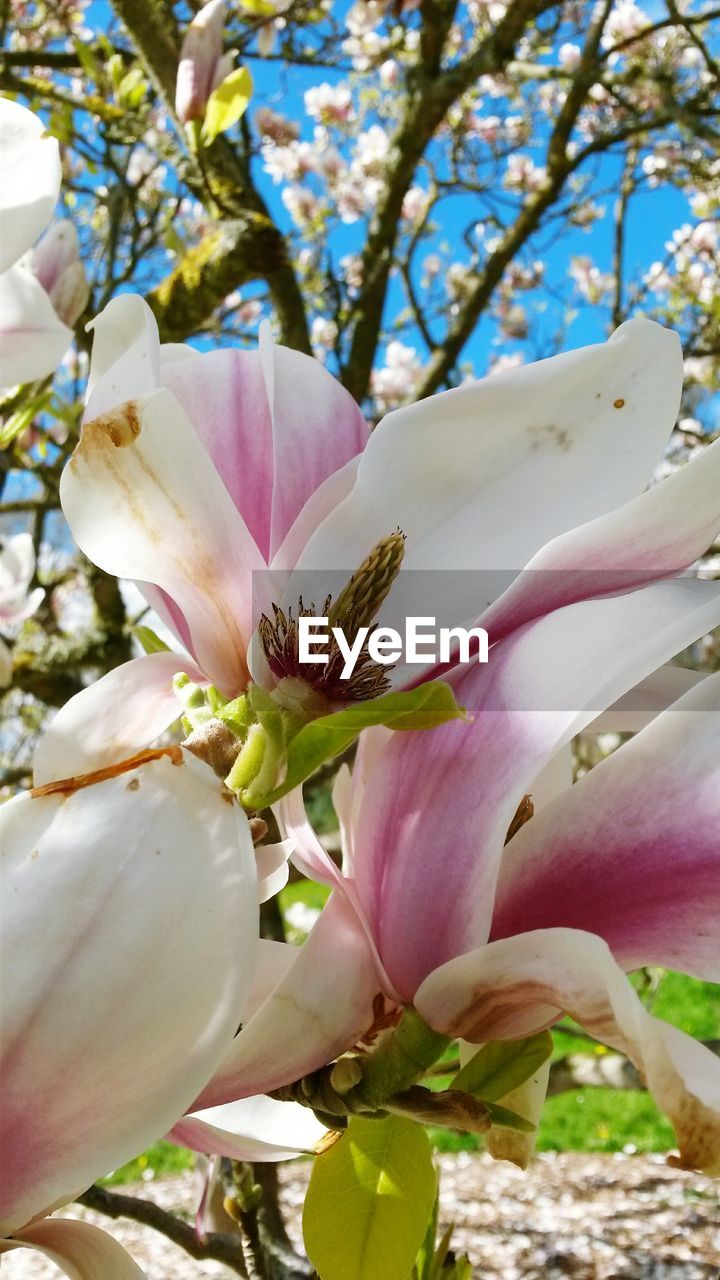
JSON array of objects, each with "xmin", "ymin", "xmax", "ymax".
[
  {"xmin": 415, "ymin": 928, "xmax": 720, "ymax": 1175},
  {"xmin": 351, "ymin": 578, "xmax": 720, "ymax": 1000},
  {"xmin": 33, "ymin": 653, "xmax": 201, "ymax": 786},
  {"xmin": 0, "ymin": 752, "xmax": 257, "ymax": 1234},
  {"xmin": 481, "ymin": 435, "xmax": 720, "ymax": 644},
  {"xmin": 490, "ymin": 671, "xmax": 720, "ymax": 980},
  {"xmin": 194, "ymin": 892, "xmax": 380, "ymax": 1109},
  {"xmin": 162, "ymin": 324, "xmax": 368, "ymax": 563},
  {"xmin": 60, "ymin": 388, "xmax": 265, "ymax": 694},
  {"xmin": 0, "ymin": 1217, "xmax": 145, "ymax": 1278}
]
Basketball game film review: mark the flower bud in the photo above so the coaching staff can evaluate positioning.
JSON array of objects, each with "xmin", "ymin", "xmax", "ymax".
[{"xmin": 176, "ymin": 0, "xmax": 228, "ymax": 124}]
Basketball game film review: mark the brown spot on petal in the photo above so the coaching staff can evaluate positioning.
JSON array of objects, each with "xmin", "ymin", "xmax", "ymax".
[
  {"xmin": 31, "ymin": 745, "xmax": 183, "ymax": 798},
  {"xmin": 84, "ymin": 400, "xmax": 141, "ymax": 448},
  {"xmin": 614, "ymin": 398, "xmax": 625, "ymax": 409}
]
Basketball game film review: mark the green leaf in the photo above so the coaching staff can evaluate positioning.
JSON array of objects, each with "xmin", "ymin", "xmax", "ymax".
[
  {"xmin": 451, "ymin": 1033, "xmax": 552, "ymax": 1103},
  {"xmin": 303, "ymin": 1115, "xmax": 437, "ymax": 1280},
  {"xmin": 132, "ymin": 625, "xmax": 170, "ymax": 655},
  {"xmin": 412, "ymin": 1192, "xmax": 439, "ymax": 1280},
  {"xmin": 483, "ymin": 1102, "xmax": 535, "ymax": 1133},
  {"xmin": 239, "ymin": 0, "xmax": 279, "ymax": 12},
  {"xmin": 249, "ymin": 680, "xmax": 466, "ymax": 808},
  {"xmin": 201, "ymin": 66, "xmax": 253, "ymax": 146},
  {"xmin": 117, "ymin": 67, "xmax": 148, "ymax": 109}
]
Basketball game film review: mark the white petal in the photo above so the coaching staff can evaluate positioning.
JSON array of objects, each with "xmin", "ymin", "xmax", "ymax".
[
  {"xmin": 33, "ymin": 653, "xmax": 198, "ymax": 785},
  {"xmin": 60, "ymin": 388, "xmax": 265, "ymax": 694},
  {"xmin": 0, "ymin": 100, "xmax": 61, "ymax": 272},
  {"xmin": 294, "ymin": 320, "xmax": 682, "ymax": 640},
  {"xmin": 0, "ymin": 752, "xmax": 257, "ymax": 1234},
  {"xmin": 0, "ymin": 1217, "xmax": 146, "ymax": 1279},
  {"xmin": 0, "ymin": 264, "xmax": 72, "ymax": 389},
  {"xmin": 170, "ymin": 1095, "xmax": 326, "ymax": 1162},
  {"xmin": 416, "ymin": 928, "xmax": 720, "ymax": 1175}
]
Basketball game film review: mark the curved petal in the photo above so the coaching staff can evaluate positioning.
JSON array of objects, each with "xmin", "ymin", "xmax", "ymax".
[
  {"xmin": 0, "ymin": 99, "xmax": 61, "ymax": 273},
  {"xmin": 295, "ymin": 322, "xmax": 682, "ymax": 631},
  {"xmin": 480, "ymin": 435, "xmax": 720, "ymax": 643},
  {"xmin": 351, "ymin": 578, "xmax": 720, "ymax": 1000},
  {"xmin": 60, "ymin": 388, "xmax": 265, "ymax": 694},
  {"xmin": 0, "ymin": 752, "xmax": 257, "ymax": 1234},
  {"xmin": 490, "ymin": 671, "xmax": 720, "ymax": 980},
  {"xmin": 85, "ymin": 295, "xmax": 163, "ymax": 416},
  {"xmin": 415, "ymin": 928, "xmax": 720, "ymax": 1176},
  {"xmin": 194, "ymin": 892, "xmax": 379, "ymax": 1109},
  {"xmin": 169, "ymin": 1095, "xmax": 326, "ymax": 1162},
  {"xmin": 161, "ymin": 324, "xmax": 368, "ymax": 563},
  {"xmin": 587, "ymin": 663, "xmax": 704, "ymax": 733},
  {"xmin": 0, "ymin": 264, "xmax": 72, "ymax": 389},
  {"xmin": 255, "ymin": 839, "xmax": 293, "ymax": 902},
  {"xmin": 0, "ymin": 1217, "xmax": 145, "ymax": 1278},
  {"xmin": 33, "ymin": 653, "xmax": 202, "ymax": 786}
]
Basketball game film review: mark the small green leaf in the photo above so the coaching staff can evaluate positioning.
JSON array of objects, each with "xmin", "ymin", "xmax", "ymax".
[
  {"xmin": 117, "ymin": 67, "xmax": 148, "ymax": 109},
  {"xmin": 412, "ymin": 1192, "xmax": 439, "ymax": 1280},
  {"xmin": 250, "ymin": 680, "xmax": 466, "ymax": 807},
  {"xmin": 451, "ymin": 1033, "xmax": 552, "ymax": 1103},
  {"xmin": 201, "ymin": 66, "xmax": 253, "ymax": 146},
  {"xmin": 239, "ymin": 0, "xmax": 278, "ymax": 13},
  {"xmin": 303, "ymin": 1115, "xmax": 437, "ymax": 1280},
  {"xmin": 483, "ymin": 1101, "xmax": 535, "ymax": 1133},
  {"xmin": 132, "ymin": 625, "xmax": 170, "ymax": 655}
]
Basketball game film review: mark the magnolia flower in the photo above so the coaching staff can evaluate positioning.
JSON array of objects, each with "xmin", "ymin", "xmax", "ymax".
[
  {"xmin": 41, "ymin": 295, "xmax": 720, "ymax": 792},
  {"xmin": 175, "ymin": 0, "xmax": 235, "ymax": 124},
  {"xmin": 0, "ymin": 98, "xmax": 73, "ymax": 388},
  {"xmin": 0, "ymin": 533, "xmax": 44, "ymax": 688},
  {"xmin": 194, "ymin": 651, "xmax": 720, "ymax": 1176},
  {"xmin": 0, "ymin": 748, "xmax": 258, "ymax": 1274}
]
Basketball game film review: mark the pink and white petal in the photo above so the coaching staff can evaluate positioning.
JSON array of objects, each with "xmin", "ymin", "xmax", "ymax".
[
  {"xmin": 526, "ymin": 744, "xmax": 573, "ymax": 812},
  {"xmin": 415, "ymin": 929, "xmax": 720, "ymax": 1175},
  {"xmin": 352, "ymin": 577, "xmax": 720, "ymax": 1001},
  {"xmin": 242, "ymin": 939, "xmax": 298, "ymax": 1023},
  {"xmin": 586, "ymin": 663, "xmax": 704, "ymax": 733},
  {"xmin": 85, "ymin": 295, "xmax": 162, "ymax": 417},
  {"xmin": 33, "ymin": 652, "xmax": 201, "ymax": 785},
  {"xmin": 160, "ymin": 346, "xmax": 274, "ymax": 558},
  {"xmin": 161, "ymin": 328, "xmax": 368, "ymax": 564},
  {"xmin": 0, "ymin": 752, "xmax": 257, "ymax": 1234},
  {"xmin": 0, "ymin": 100, "xmax": 61, "ymax": 273},
  {"xmin": 295, "ymin": 322, "xmax": 682, "ymax": 629},
  {"xmin": 61, "ymin": 388, "xmax": 264, "ymax": 694},
  {"xmin": 169, "ymin": 1096, "xmax": 326, "ymax": 1163},
  {"xmin": 258, "ymin": 324, "xmax": 369, "ymax": 561},
  {"xmin": 481, "ymin": 435, "xmax": 720, "ymax": 644},
  {"xmin": 0, "ymin": 265, "xmax": 72, "ymax": 389},
  {"xmin": 276, "ymin": 786, "xmax": 344, "ymax": 889},
  {"xmin": 270, "ymin": 456, "xmax": 361, "ymax": 574},
  {"xmin": 275, "ymin": 786, "xmax": 399, "ymax": 998},
  {"xmin": 255, "ymin": 840, "xmax": 294, "ymax": 902},
  {"xmin": 193, "ymin": 892, "xmax": 380, "ymax": 1109},
  {"xmin": 490, "ymin": 671, "xmax": 720, "ymax": 980},
  {"xmin": 0, "ymin": 1217, "xmax": 146, "ymax": 1278}
]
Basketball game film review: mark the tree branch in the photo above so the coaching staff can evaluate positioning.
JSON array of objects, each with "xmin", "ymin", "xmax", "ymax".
[{"xmin": 77, "ymin": 1183, "xmax": 248, "ymax": 1275}]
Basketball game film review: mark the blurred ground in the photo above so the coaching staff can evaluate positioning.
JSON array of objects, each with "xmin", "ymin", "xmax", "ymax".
[{"xmin": 2, "ymin": 1153, "xmax": 718, "ymax": 1278}]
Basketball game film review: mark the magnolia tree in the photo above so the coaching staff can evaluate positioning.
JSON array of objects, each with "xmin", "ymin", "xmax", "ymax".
[{"xmin": 1, "ymin": 0, "xmax": 720, "ymax": 1276}]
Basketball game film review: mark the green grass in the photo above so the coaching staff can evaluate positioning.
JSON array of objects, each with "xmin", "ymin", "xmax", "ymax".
[{"xmin": 102, "ymin": 965, "xmax": 718, "ymax": 1182}]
